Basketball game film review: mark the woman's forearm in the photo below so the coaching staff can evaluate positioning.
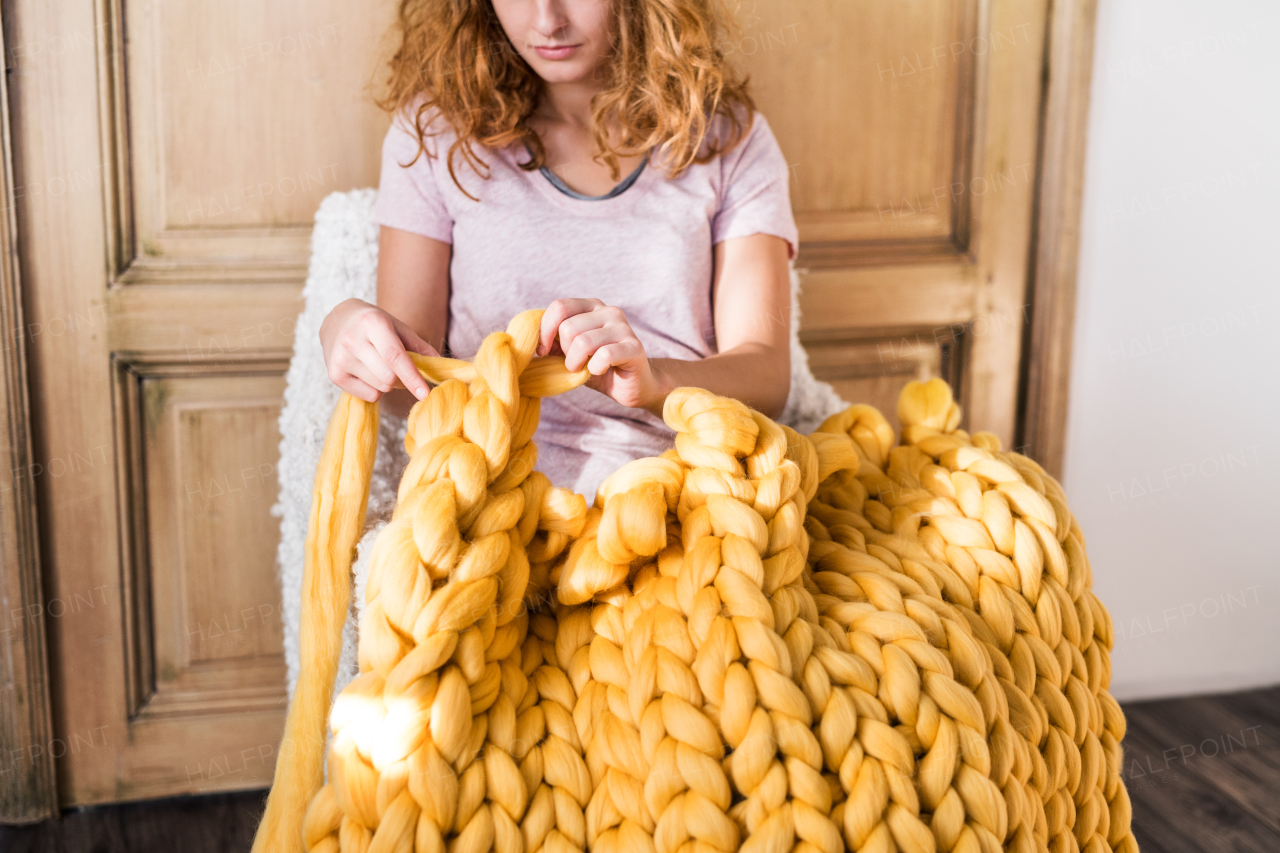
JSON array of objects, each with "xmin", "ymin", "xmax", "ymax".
[{"xmin": 645, "ymin": 343, "xmax": 790, "ymax": 421}]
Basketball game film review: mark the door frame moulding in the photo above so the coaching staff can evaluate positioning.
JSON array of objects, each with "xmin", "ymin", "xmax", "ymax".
[
  {"xmin": 1017, "ymin": 0, "xmax": 1099, "ymax": 478},
  {"xmin": 0, "ymin": 5, "xmax": 58, "ymax": 824}
]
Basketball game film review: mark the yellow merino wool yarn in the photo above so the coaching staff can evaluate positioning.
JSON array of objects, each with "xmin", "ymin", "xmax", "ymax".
[
  {"xmin": 253, "ymin": 309, "xmax": 1138, "ymax": 853},
  {"xmin": 804, "ymin": 384, "xmax": 1137, "ymax": 853}
]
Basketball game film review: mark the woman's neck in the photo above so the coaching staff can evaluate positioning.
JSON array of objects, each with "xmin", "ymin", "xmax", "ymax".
[
  {"xmin": 533, "ymin": 73, "xmax": 604, "ymax": 130},
  {"xmin": 526, "ymin": 65, "xmax": 650, "ymax": 190}
]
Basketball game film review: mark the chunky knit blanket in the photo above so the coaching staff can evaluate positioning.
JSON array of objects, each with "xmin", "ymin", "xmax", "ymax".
[
  {"xmin": 260, "ymin": 291, "xmax": 1136, "ymax": 853},
  {"xmin": 275, "ymin": 189, "xmax": 849, "ymax": 704}
]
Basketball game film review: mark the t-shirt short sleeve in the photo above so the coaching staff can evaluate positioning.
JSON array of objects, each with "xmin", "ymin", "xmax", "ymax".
[
  {"xmin": 711, "ymin": 112, "xmax": 799, "ymax": 262},
  {"xmin": 370, "ymin": 109, "xmax": 454, "ymax": 244}
]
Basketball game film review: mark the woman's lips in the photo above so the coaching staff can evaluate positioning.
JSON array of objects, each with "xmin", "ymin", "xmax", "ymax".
[{"xmin": 534, "ymin": 44, "xmax": 580, "ymax": 60}]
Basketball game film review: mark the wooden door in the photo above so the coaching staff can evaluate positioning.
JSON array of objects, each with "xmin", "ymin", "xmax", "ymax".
[
  {"xmin": 2, "ymin": 0, "xmax": 1083, "ymax": 811},
  {"xmin": 5, "ymin": 0, "xmax": 396, "ymax": 806},
  {"xmin": 731, "ymin": 0, "xmax": 1049, "ymax": 443}
]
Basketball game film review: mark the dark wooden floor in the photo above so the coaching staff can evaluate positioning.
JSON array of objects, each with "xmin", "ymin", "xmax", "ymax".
[
  {"xmin": 0, "ymin": 789, "xmax": 268, "ymax": 853},
  {"xmin": 2, "ymin": 686, "xmax": 1276, "ymax": 852},
  {"xmin": 1122, "ymin": 684, "xmax": 1280, "ymax": 853}
]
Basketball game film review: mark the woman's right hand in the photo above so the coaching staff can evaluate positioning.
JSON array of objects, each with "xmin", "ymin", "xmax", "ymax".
[{"xmin": 319, "ymin": 298, "xmax": 437, "ymax": 402}]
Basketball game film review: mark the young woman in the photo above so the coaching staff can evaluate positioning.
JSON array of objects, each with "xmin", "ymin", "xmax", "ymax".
[{"xmin": 319, "ymin": 0, "xmax": 799, "ymax": 499}]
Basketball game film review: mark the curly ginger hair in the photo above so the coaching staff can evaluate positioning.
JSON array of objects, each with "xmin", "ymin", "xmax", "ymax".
[{"xmin": 374, "ymin": 0, "xmax": 757, "ymax": 201}]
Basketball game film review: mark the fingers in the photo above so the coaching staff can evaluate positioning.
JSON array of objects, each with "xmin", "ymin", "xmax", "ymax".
[
  {"xmin": 326, "ymin": 349, "xmax": 387, "ymax": 403},
  {"xmin": 586, "ymin": 339, "xmax": 644, "ymax": 376},
  {"xmin": 557, "ymin": 305, "xmax": 632, "ymax": 365},
  {"xmin": 562, "ymin": 326, "xmax": 614, "ymax": 372},
  {"xmin": 340, "ymin": 376, "xmax": 383, "ymax": 404},
  {"xmin": 538, "ymin": 298, "xmax": 605, "ymax": 356},
  {"xmin": 368, "ymin": 320, "xmax": 430, "ymax": 400},
  {"xmin": 350, "ymin": 342, "xmax": 401, "ymax": 391},
  {"xmin": 322, "ymin": 303, "xmax": 438, "ymax": 404}
]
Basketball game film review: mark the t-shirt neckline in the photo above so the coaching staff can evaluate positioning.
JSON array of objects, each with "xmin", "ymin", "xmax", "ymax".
[
  {"xmin": 514, "ymin": 143, "xmax": 660, "ymax": 215},
  {"xmin": 539, "ymin": 154, "xmax": 648, "ymax": 200}
]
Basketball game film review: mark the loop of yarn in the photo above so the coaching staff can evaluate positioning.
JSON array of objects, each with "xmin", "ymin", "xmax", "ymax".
[{"xmin": 254, "ymin": 311, "xmax": 1138, "ymax": 853}]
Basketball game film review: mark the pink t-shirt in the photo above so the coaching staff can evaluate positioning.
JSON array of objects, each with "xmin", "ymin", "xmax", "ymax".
[{"xmin": 370, "ymin": 99, "xmax": 799, "ymax": 500}]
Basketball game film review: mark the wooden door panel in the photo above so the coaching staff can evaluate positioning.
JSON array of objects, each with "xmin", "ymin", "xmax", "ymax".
[
  {"xmin": 803, "ymin": 326, "xmax": 966, "ymax": 437},
  {"xmin": 116, "ymin": 0, "xmax": 395, "ymax": 279},
  {"xmin": 114, "ymin": 359, "xmax": 289, "ymax": 723},
  {"xmin": 740, "ymin": 0, "xmax": 974, "ymax": 250},
  {"xmin": 737, "ymin": 0, "xmax": 1047, "ymax": 443}
]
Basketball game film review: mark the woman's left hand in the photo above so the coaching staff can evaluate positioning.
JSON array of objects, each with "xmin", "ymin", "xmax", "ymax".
[{"xmin": 537, "ymin": 298, "xmax": 666, "ymax": 413}]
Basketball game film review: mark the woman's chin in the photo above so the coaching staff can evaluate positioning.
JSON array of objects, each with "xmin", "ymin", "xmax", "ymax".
[{"xmin": 527, "ymin": 58, "xmax": 600, "ymax": 86}]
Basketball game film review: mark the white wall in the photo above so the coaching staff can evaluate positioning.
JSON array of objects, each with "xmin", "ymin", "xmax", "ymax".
[{"xmin": 1064, "ymin": 0, "xmax": 1280, "ymax": 700}]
